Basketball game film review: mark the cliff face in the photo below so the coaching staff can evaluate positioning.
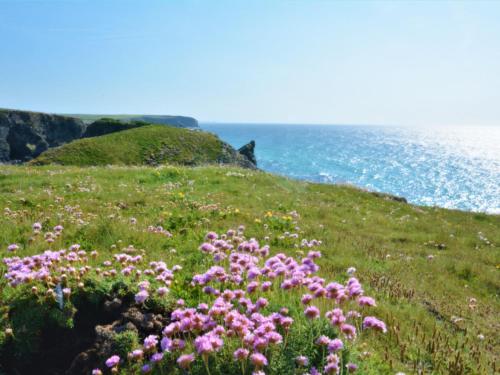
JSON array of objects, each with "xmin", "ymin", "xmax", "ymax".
[
  {"xmin": 132, "ymin": 115, "xmax": 198, "ymax": 128},
  {"xmin": 0, "ymin": 109, "xmax": 85, "ymax": 162}
]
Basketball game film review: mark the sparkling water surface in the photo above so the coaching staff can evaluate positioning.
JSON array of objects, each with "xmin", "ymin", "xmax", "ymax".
[{"xmin": 202, "ymin": 124, "xmax": 500, "ymax": 214}]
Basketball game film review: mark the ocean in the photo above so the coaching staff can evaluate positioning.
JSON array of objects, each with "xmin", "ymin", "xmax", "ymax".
[{"xmin": 202, "ymin": 124, "xmax": 500, "ymax": 214}]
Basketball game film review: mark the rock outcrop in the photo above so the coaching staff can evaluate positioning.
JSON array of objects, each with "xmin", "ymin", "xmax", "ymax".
[
  {"xmin": 219, "ymin": 141, "xmax": 257, "ymax": 169},
  {"xmin": 0, "ymin": 109, "xmax": 85, "ymax": 162},
  {"xmin": 238, "ymin": 140, "xmax": 257, "ymax": 166}
]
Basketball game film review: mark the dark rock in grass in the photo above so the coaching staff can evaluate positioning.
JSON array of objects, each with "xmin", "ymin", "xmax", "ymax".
[
  {"xmin": 238, "ymin": 140, "xmax": 257, "ymax": 166},
  {"xmin": 371, "ymin": 191, "xmax": 408, "ymax": 203}
]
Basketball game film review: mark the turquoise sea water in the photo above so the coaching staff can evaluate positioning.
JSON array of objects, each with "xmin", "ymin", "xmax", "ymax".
[{"xmin": 202, "ymin": 124, "xmax": 500, "ymax": 214}]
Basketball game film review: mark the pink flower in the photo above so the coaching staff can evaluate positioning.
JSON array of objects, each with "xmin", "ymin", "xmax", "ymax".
[
  {"xmin": 327, "ymin": 338, "xmax": 343, "ymax": 352},
  {"xmin": 157, "ymin": 287, "xmax": 169, "ymax": 296},
  {"xmin": 177, "ymin": 353, "xmax": 195, "ymax": 369},
  {"xmin": 301, "ymin": 294, "xmax": 313, "ymax": 305},
  {"xmin": 340, "ymin": 324, "xmax": 357, "ymax": 339},
  {"xmin": 362, "ymin": 316, "xmax": 387, "ymax": 333},
  {"xmin": 346, "ymin": 363, "xmax": 358, "ymax": 373},
  {"xmin": 135, "ymin": 290, "xmax": 149, "ymax": 304},
  {"xmin": 316, "ymin": 335, "xmax": 331, "ymax": 346},
  {"xmin": 358, "ymin": 296, "xmax": 376, "ymax": 307},
  {"xmin": 105, "ymin": 355, "xmax": 120, "ymax": 368},
  {"xmin": 295, "ymin": 355, "xmax": 309, "ymax": 366},
  {"xmin": 304, "ymin": 305, "xmax": 320, "ymax": 319},
  {"xmin": 7, "ymin": 244, "xmax": 19, "ymax": 252},
  {"xmin": 143, "ymin": 335, "xmax": 158, "ymax": 350},
  {"xmin": 233, "ymin": 348, "xmax": 250, "ymax": 361},
  {"xmin": 250, "ymin": 352, "xmax": 268, "ymax": 367}
]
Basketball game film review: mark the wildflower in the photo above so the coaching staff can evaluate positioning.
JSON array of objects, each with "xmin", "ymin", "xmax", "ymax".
[
  {"xmin": 33, "ymin": 222, "xmax": 42, "ymax": 232},
  {"xmin": 135, "ymin": 290, "xmax": 149, "ymax": 304},
  {"xmin": 7, "ymin": 244, "xmax": 19, "ymax": 252},
  {"xmin": 295, "ymin": 355, "xmax": 309, "ymax": 366},
  {"xmin": 151, "ymin": 352, "xmax": 163, "ymax": 363},
  {"xmin": 250, "ymin": 352, "xmax": 268, "ymax": 367},
  {"xmin": 340, "ymin": 324, "xmax": 357, "ymax": 339},
  {"xmin": 157, "ymin": 287, "xmax": 169, "ymax": 296},
  {"xmin": 233, "ymin": 348, "xmax": 250, "ymax": 361},
  {"xmin": 346, "ymin": 267, "xmax": 356, "ymax": 275},
  {"xmin": 92, "ymin": 370, "xmax": 103, "ymax": 375},
  {"xmin": 141, "ymin": 364, "xmax": 152, "ymax": 373},
  {"xmin": 304, "ymin": 305, "xmax": 320, "ymax": 319},
  {"xmin": 301, "ymin": 294, "xmax": 313, "ymax": 305},
  {"xmin": 177, "ymin": 353, "xmax": 195, "ymax": 369},
  {"xmin": 346, "ymin": 363, "xmax": 358, "ymax": 373},
  {"xmin": 206, "ymin": 231, "xmax": 218, "ymax": 240},
  {"xmin": 131, "ymin": 349, "xmax": 143, "ymax": 360},
  {"xmin": 358, "ymin": 296, "xmax": 376, "ymax": 307},
  {"xmin": 143, "ymin": 335, "xmax": 158, "ymax": 351},
  {"xmin": 362, "ymin": 316, "xmax": 387, "ymax": 333},
  {"xmin": 105, "ymin": 355, "xmax": 120, "ymax": 368},
  {"xmin": 328, "ymin": 338, "xmax": 343, "ymax": 352},
  {"xmin": 316, "ymin": 335, "xmax": 330, "ymax": 346}
]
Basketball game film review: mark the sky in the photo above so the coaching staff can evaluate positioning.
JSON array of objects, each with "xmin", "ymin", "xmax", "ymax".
[{"xmin": 0, "ymin": 0, "xmax": 499, "ymax": 126}]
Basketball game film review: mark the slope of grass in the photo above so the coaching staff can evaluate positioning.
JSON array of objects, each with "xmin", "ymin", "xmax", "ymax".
[
  {"xmin": 0, "ymin": 165, "xmax": 498, "ymax": 374},
  {"xmin": 30, "ymin": 125, "xmax": 231, "ymax": 167}
]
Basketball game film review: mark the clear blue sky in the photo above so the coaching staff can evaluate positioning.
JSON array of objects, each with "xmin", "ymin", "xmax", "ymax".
[{"xmin": 1, "ymin": 0, "xmax": 499, "ymax": 126}]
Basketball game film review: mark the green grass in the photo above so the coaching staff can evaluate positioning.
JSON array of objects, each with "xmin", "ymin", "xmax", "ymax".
[
  {"xmin": 30, "ymin": 125, "xmax": 230, "ymax": 167},
  {"xmin": 0, "ymin": 165, "xmax": 498, "ymax": 374}
]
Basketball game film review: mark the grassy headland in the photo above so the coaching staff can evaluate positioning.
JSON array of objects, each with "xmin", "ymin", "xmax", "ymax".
[
  {"xmin": 0, "ymin": 165, "xmax": 498, "ymax": 374},
  {"xmin": 30, "ymin": 125, "xmax": 243, "ymax": 167}
]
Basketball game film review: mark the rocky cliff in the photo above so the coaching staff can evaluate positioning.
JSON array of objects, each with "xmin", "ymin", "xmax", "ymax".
[{"xmin": 0, "ymin": 109, "xmax": 85, "ymax": 162}]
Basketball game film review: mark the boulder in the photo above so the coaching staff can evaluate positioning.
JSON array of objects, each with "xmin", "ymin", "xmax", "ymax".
[{"xmin": 238, "ymin": 140, "xmax": 257, "ymax": 166}]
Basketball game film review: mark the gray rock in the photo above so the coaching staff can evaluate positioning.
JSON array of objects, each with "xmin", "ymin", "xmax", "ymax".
[
  {"xmin": 238, "ymin": 140, "xmax": 257, "ymax": 166},
  {"xmin": 0, "ymin": 109, "xmax": 85, "ymax": 162}
]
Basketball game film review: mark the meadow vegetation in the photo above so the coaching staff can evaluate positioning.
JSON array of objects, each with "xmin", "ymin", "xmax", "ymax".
[{"xmin": 0, "ymin": 165, "xmax": 498, "ymax": 374}]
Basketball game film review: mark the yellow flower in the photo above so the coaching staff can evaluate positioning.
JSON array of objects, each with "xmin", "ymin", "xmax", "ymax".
[
  {"xmin": 234, "ymin": 208, "xmax": 240, "ymax": 214},
  {"xmin": 265, "ymin": 211, "xmax": 273, "ymax": 217},
  {"xmin": 255, "ymin": 218, "xmax": 262, "ymax": 223},
  {"xmin": 178, "ymin": 192, "xmax": 185, "ymax": 198}
]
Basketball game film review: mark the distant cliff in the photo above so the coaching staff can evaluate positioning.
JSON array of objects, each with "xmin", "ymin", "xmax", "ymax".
[
  {"xmin": 0, "ymin": 109, "xmax": 85, "ymax": 162},
  {"xmin": 70, "ymin": 114, "xmax": 199, "ymax": 128}
]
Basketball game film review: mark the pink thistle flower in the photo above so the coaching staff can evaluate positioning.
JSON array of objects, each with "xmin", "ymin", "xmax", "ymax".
[{"xmin": 92, "ymin": 369, "xmax": 102, "ymax": 375}]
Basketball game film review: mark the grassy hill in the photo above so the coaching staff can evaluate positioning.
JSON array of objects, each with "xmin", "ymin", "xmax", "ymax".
[
  {"xmin": 0, "ymin": 165, "xmax": 498, "ymax": 374},
  {"xmin": 30, "ymin": 125, "xmax": 250, "ymax": 167}
]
